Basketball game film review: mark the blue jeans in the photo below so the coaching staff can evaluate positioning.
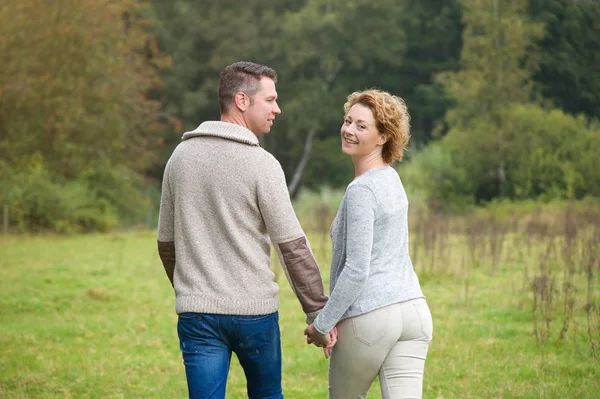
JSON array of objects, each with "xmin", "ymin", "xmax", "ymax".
[{"xmin": 177, "ymin": 312, "xmax": 283, "ymax": 399}]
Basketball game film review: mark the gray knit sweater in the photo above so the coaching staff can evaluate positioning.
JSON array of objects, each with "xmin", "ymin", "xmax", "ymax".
[
  {"xmin": 313, "ymin": 166, "xmax": 424, "ymax": 334},
  {"xmin": 157, "ymin": 121, "xmax": 327, "ymax": 322}
]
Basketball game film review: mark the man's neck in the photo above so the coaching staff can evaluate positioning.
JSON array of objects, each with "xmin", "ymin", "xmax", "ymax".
[{"xmin": 221, "ymin": 114, "xmax": 251, "ymax": 133}]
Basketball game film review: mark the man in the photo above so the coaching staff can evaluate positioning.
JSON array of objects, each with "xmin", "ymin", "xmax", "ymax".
[{"xmin": 157, "ymin": 61, "xmax": 332, "ymax": 399}]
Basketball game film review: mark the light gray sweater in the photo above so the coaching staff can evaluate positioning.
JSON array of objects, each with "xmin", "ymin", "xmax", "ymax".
[
  {"xmin": 157, "ymin": 121, "xmax": 327, "ymax": 322},
  {"xmin": 313, "ymin": 166, "xmax": 424, "ymax": 334}
]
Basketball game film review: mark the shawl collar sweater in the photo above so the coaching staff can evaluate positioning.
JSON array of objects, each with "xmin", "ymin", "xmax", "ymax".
[{"xmin": 157, "ymin": 121, "xmax": 327, "ymax": 322}]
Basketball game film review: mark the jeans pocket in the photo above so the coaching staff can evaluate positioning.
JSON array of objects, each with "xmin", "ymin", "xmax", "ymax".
[
  {"xmin": 352, "ymin": 306, "xmax": 390, "ymax": 346},
  {"xmin": 178, "ymin": 312, "xmax": 199, "ymax": 320},
  {"xmin": 177, "ymin": 313, "xmax": 208, "ymax": 354},
  {"xmin": 235, "ymin": 313, "xmax": 278, "ymax": 350},
  {"xmin": 413, "ymin": 300, "xmax": 433, "ymax": 341}
]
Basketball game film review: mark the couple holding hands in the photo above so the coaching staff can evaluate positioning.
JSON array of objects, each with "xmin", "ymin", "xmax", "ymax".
[{"xmin": 157, "ymin": 61, "xmax": 433, "ymax": 399}]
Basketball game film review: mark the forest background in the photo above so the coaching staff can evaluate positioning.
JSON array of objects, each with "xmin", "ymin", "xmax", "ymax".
[
  {"xmin": 2, "ymin": 1, "xmax": 600, "ymax": 397},
  {"xmin": 1, "ymin": 0, "xmax": 599, "ymax": 231}
]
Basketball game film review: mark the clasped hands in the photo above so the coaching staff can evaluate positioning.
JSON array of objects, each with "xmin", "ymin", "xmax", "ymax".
[{"xmin": 304, "ymin": 323, "xmax": 338, "ymax": 359}]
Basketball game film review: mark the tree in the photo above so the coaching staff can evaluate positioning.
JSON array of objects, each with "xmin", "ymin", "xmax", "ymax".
[
  {"xmin": 436, "ymin": 0, "xmax": 544, "ymax": 200},
  {"xmin": 0, "ymin": 0, "xmax": 169, "ymax": 176},
  {"xmin": 386, "ymin": 0, "xmax": 463, "ymax": 144},
  {"xmin": 530, "ymin": 0, "xmax": 600, "ymax": 120},
  {"xmin": 148, "ymin": 0, "xmax": 297, "ymax": 181},
  {"xmin": 273, "ymin": 0, "xmax": 409, "ymax": 195},
  {"xmin": 0, "ymin": 0, "xmax": 170, "ymax": 231},
  {"xmin": 150, "ymin": 0, "xmax": 410, "ymax": 193}
]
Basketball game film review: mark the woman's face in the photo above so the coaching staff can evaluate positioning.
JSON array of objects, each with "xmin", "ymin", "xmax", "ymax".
[{"xmin": 340, "ymin": 103, "xmax": 386, "ymax": 158}]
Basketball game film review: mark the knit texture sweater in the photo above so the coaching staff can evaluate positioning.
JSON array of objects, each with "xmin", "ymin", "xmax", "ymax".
[
  {"xmin": 157, "ymin": 121, "xmax": 327, "ymax": 322},
  {"xmin": 313, "ymin": 166, "xmax": 424, "ymax": 334}
]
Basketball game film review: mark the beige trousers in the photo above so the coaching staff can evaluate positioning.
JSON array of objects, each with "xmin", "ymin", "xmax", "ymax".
[{"xmin": 328, "ymin": 299, "xmax": 433, "ymax": 399}]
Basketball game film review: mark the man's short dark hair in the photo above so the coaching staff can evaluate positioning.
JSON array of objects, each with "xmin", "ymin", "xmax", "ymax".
[{"xmin": 218, "ymin": 61, "xmax": 278, "ymax": 114}]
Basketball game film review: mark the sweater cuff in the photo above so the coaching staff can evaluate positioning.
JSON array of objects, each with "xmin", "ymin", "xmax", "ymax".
[
  {"xmin": 312, "ymin": 314, "xmax": 330, "ymax": 335},
  {"xmin": 305, "ymin": 309, "xmax": 321, "ymax": 325}
]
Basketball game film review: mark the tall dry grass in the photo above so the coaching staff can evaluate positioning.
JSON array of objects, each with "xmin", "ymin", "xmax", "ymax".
[{"xmin": 297, "ymin": 195, "xmax": 600, "ymax": 356}]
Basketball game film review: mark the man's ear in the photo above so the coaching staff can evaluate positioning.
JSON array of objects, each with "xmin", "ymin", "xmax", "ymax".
[{"xmin": 234, "ymin": 92, "xmax": 249, "ymax": 111}]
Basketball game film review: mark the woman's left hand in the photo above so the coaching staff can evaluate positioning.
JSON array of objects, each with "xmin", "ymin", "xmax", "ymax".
[{"xmin": 323, "ymin": 326, "xmax": 338, "ymax": 359}]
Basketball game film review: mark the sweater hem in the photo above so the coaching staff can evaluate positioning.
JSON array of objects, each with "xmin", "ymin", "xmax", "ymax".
[{"xmin": 175, "ymin": 295, "xmax": 279, "ymax": 316}]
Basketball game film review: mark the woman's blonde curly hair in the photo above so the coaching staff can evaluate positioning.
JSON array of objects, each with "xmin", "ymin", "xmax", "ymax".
[{"xmin": 343, "ymin": 89, "xmax": 411, "ymax": 164}]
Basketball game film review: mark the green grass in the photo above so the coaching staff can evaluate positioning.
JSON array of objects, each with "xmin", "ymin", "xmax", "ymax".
[{"xmin": 1, "ymin": 231, "xmax": 599, "ymax": 398}]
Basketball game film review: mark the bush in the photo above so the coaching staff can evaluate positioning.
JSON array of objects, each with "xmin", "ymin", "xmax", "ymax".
[
  {"xmin": 398, "ymin": 142, "xmax": 475, "ymax": 211},
  {"xmin": 400, "ymin": 104, "xmax": 600, "ymax": 210},
  {"xmin": 0, "ymin": 154, "xmax": 153, "ymax": 233},
  {"xmin": 504, "ymin": 104, "xmax": 598, "ymax": 200},
  {"xmin": 77, "ymin": 159, "xmax": 153, "ymax": 227}
]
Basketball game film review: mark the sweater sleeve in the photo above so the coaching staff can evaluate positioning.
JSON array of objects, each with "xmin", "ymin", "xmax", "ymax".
[
  {"xmin": 257, "ymin": 156, "xmax": 328, "ymax": 323},
  {"xmin": 313, "ymin": 183, "xmax": 376, "ymax": 334},
  {"xmin": 157, "ymin": 163, "xmax": 175, "ymax": 286}
]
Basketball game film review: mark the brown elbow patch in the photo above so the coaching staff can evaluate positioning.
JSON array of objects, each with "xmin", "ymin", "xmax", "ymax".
[
  {"xmin": 278, "ymin": 237, "xmax": 327, "ymax": 313},
  {"xmin": 157, "ymin": 240, "xmax": 176, "ymax": 286}
]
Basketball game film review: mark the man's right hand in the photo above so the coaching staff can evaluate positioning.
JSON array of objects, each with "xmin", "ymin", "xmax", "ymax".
[{"xmin": 304, "ymin": 323, "xmax": 331, "ymax": 347}]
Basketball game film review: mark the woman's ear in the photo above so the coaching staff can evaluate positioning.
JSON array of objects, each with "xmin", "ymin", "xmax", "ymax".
[{"xmin": 378, "ymin": 133, "xmax": 388, "ymax": 146}]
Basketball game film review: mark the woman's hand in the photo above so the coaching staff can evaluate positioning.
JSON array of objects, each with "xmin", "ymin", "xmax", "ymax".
[
  {"xmin": 323, "ymin": 326, "xmax": 338, "ymax": 359},
  {"xmin": 304, "ymin": 323, "xmax": 331, "ymax": 348}
]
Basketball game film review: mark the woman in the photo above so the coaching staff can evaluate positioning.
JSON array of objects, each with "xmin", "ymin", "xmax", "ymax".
[{"xmin": 305, "ymin": 89, "xmax": 433, "ymax": 399}]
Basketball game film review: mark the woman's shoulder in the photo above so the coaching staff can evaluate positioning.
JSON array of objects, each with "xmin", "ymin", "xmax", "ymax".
[{"xmin": 351, "ymin": 167, "xmax": 401, "ymax": 193}]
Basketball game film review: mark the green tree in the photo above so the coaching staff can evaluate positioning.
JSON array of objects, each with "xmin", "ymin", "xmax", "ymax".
[
  {"xmin": 274, "ymin": 0, "xmax": 409, "ymax": 194},
  {"xmin": 0, "ymin": 0, "xmax": 170, "ymax": 231},
  {"xmin": 150, "ymin": 0, "xmax": 411, "ymax": 193},
  {"xmin": 436, "ymin": 0, "xmax": 544, "ymax": 200},
  {"xmin": 530, "ymin": 0, "xmax": 600, "ymax": 120},
  {"xmin": 386, "ymin": 0, "xmax": 462, "ymax": 144},
  {"xmin": 148, "ymin": 0, "xmax": 296, "ymax": 180}
]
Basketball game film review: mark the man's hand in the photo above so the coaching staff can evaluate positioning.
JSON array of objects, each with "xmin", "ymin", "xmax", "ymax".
[{"xmin": 304, "ymin": 323, "xmax": 331, "ymax": 347}]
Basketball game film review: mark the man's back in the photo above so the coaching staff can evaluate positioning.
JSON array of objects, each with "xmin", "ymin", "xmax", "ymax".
[
  {"xmin": 158, "ymin": 121, "xmax": 326, "ymax": 317},
  {"xmin": 156, "ymin": 62, "xmax": 328, "ymax": 399}
]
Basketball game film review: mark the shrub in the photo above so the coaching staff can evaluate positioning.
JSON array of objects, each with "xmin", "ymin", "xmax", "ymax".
[
  {"xmin": 398, "ymin": 142, "xmax": 475, "ymax": 211},
  {"xmin": 0, "ymin": 154, "xmax": 152, "ymax": 233}
]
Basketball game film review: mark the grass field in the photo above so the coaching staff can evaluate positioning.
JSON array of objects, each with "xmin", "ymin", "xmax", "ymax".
[{"xmin": 1, "ymin": 217, "xmax": 599, "ymax": 398}]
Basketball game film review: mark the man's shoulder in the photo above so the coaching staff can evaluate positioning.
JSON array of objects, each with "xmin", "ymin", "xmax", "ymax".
[
  {"xmin": 257, "ymin": 148, "xmax": 281, "ymax": 167},
  {"xmin": 167, "ymin": 131, "xmax": 284, "ymax": 180}
]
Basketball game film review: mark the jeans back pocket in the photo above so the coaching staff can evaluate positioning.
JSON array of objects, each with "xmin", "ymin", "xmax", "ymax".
[
  {"xmin": 352, "ymin": 306, "xmax": 390, "ymax": 346},
  {"xmin": 413, "ymin": 300, "xmax": 433, "ymax": 341}
]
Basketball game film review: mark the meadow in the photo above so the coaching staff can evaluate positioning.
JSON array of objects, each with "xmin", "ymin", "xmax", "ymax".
[{"xmin": 1, "ymin": 201, "xmax": 599, "ymax": 398}]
